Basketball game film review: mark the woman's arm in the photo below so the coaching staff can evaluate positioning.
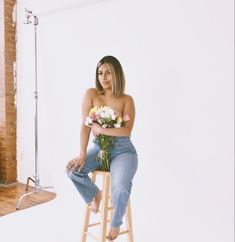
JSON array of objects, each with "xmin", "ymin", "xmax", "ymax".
[
  {"xmin": 79, "ymin": 89, "xmax": 94, "ymax": 156},
  {"xmin": 66, "ymin": 89, "xmax": 93, "ymax": 171},
  {"xmin": 91, "ymin": 95, "xmax": 136, "ymax": 137}
]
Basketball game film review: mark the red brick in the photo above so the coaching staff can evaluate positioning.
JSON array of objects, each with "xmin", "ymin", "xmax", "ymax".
[{"xmin": 0, "ymin": 0, "xmax": 16, "ymax": 184}]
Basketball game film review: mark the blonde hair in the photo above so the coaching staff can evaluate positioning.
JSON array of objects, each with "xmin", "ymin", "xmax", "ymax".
[{"xmin": 95, "ymin": 56, "xmax": 125, "ymax": 97}]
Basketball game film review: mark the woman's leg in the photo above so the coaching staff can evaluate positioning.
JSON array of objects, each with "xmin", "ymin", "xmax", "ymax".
[
  {"xmin": 110, "ymin": 152, "xmax": 138, "ymax": 228},
  {"xmin": 67, "ymin": 147, "xmax": 100, "ymax": 204}
]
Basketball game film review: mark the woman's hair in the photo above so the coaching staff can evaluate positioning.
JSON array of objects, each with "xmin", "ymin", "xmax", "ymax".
[{"xmin": 95, "ymin": 55, "xmax": 125, "ymax": 97}]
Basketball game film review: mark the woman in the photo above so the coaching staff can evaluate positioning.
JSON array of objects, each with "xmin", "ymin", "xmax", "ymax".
[{"xmin": 66, "ymin": 56, "xmax": 138, "ymax": 241}]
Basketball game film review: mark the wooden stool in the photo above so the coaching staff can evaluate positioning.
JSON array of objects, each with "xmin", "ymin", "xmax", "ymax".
[{"xmin": 80, "ymin": 170, "xmax": 134, "ymax": 242}]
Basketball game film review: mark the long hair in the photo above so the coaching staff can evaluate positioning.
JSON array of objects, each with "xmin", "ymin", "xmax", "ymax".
[{"xmin": 95, "ymin": 56, "xmax": 125, "ymax": 97}]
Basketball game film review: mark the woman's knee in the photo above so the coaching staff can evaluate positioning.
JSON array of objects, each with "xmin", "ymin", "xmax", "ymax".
[
  {"xmin": 67, "ymin": 170, "xmax": 73, "ymax": 179},
  {"xmin": 112, "ymin": 182, "xmax": 132, "ymax": 196}
]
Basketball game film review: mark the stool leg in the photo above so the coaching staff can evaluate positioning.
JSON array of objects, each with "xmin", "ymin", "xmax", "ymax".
[
  {"xmin": 99, "ymin": 174, "xmax": 110, "ymax": 242},
  {"xmin": 80, "ymin": 172, "xmax": 97, "ymax": 242},
  {"xmin": 108, "ymin": 176, "xmax": 113, "ymax": 222},
  {"xmin": 125, "ymin": 199, "xmax": 134, "ymax": 242}
]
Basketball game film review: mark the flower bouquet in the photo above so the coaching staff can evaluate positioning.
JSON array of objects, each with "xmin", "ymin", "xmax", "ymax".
[{"xmin": 85, "ymin": 106, "xmax": 129, "ymax": 171}]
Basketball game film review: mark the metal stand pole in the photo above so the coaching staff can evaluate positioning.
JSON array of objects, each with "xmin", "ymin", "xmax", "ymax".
[{"xmin": 16, "ymin": 9, "xmax": 54, "ymax": 210}]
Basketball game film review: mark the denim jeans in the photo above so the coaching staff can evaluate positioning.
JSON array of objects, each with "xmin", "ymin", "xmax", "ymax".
[{"xmin": 67, "ymin": 136, "xmax": 138, "ymax": 227}]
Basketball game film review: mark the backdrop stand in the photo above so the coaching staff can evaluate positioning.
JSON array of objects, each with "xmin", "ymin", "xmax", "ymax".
[{"xmin": 16, "ymin": 8, "xmax": 54, "ymax": 210}]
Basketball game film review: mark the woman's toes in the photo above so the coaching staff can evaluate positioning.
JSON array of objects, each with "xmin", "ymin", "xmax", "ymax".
[
  {"xmin": 91, "ymin": 191, "xmax": 102, "ymax": 213},
  {"xmin": 107, "ymin": 227, "xmax": 120, "ymax": 241}
]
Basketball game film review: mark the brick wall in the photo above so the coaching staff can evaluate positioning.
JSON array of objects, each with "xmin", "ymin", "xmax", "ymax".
[{"xmin": 0, "ymin": 0, "xmax": 17, "ymax": 184}]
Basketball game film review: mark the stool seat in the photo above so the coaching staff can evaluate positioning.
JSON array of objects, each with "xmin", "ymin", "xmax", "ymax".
[{"xmin": 80, "ymin": 170, "xmax": 134, "ymax": 242}]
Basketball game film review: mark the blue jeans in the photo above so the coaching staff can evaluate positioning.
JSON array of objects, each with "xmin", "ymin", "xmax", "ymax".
[{"xmin": 67, "ymin": 136, "xmax": 138, "ymax": 227}]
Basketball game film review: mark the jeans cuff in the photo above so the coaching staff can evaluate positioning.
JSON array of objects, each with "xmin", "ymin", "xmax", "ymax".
[
  {"xmin": 86, "ymin": 187, "xmax": 100, "ymax": 204},
  {"xmin": 111, "ymin": 221, "xmax": 123, "ymax": 227}
]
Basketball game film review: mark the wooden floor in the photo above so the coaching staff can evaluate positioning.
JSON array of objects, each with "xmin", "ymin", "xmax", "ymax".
[{"xmin": 0, "ymin": 183, "xmax": 56, "ymax": 216}]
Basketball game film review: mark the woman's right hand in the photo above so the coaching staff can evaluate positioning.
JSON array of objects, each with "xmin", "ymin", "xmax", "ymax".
[{"xmin": 66, "ymin": 155, "xmax": 86, "ymax": 171}]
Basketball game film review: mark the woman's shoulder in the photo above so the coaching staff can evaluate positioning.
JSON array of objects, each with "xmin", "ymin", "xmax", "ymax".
[
  {"xmin": 85, "ymin": 87, "xmax": 97, "ymax": 94},
  {"xmin": 84, "ymin": 88, "xmax": 98, "ymax": 97},
  {"xmin": 122, "ymin": 93, "xmax": 134, "ymax": 103}
]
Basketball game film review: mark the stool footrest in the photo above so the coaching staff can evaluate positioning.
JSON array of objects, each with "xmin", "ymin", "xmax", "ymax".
[
  {"xmin": 88, "ymin": 219, "xmax": 111, "ymax": 228},
  {"xmin": 88, "ymin": 222, "xmax": 100, "ymax": 227},
  {"xmin": 97, "ymin": 207, "xmax": 114, "ymax": 213},
  {"xmin": 88, "ymin": 205, "xmax": 114, "ymax": 212},
  {"xmin": 119, "ymin": 230, "xmax": 130, "ymax": 235}
]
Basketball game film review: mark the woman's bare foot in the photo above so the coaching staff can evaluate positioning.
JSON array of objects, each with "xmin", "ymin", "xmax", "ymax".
[
  {"xmin": 106, "ymin": 227, "xmax": 120, "ymax": 241},
  {"xmin": 91, "ymin": 191, "xmax": 102, "ymax": 213}
]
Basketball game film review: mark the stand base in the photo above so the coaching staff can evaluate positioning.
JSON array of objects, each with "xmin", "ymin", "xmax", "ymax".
[{"xmin": 16, "ymin": 176, "xmax": 54, "ymax": 210}]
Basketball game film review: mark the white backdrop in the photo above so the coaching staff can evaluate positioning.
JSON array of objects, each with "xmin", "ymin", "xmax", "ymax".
[{"xmin": 1, "ymin": 0, "xmax": 234, "ymax": 242}]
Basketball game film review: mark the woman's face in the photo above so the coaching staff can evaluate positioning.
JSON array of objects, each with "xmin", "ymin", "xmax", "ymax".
[{"xmin": 98, "ymin": 64, "xmax": 112, "ymax": 90}]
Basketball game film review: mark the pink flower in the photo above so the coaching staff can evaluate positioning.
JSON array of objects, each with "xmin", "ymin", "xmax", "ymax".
[
  {"xmin": 90, "ymin": 113, "xmax": 97, "ymax": 121},
  {"xmin": 123, "ymin": 114, "xmax": 130, "ymax": 121},
  {"xmin": 114, "ymin": 111, "xmax": 119, "ymax": 118},
  {"xmin": 95, "ymin": 114, "xmax": 100, "ymax": 120}
]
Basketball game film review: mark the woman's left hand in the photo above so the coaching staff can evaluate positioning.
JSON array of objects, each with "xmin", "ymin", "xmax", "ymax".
[{"xmin": 89, "ymin": 123, "xmax": 102, "ymax": 136}]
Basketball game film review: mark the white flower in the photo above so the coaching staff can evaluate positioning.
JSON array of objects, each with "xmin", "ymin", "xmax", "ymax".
[
  {"xmin": 84, "ymin": 117, "xmax": 92, "ymax": 126},
  {"xmin": 110, "ymin": 110, "xmax": 116, "ymax": 120},
  {"xmin": 99, "ymin": 106, "xmax": 113, "ymax": 119},
  {"xmin": 105, "ymin": 106, "xmax": 115, "ymax": 119},
  {"xmin": 97, "ymin": 119, "xmax": 102, "ymax": 125},
  {"xmin": 114, "ymin": 123, "xmax": 121, "ymax": 128},
  {"xmin": 100, "ymin": 111, "xmax": 106, "ymax": 118}
]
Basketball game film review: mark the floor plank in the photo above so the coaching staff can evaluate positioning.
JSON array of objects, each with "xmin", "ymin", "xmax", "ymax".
[{"xmin": 0, "ymin": 183, "xmax": 56, "ymax": 216}]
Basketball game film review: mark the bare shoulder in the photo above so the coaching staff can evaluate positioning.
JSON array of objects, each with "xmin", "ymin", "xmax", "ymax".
[
  {"xmin": 84, "ymin": 88, "xmax": 97, "ymax": 96},
  {"xmin": 83, "ymin": 88, "xmax": 98, "ymax": 100},
  {"xmin": 82, "ymin": 88, "xmax": 98, "ymax": 108},
  {"xmin": 123, "ymin": 94, "xmax": 134, "ymax": 105}
]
